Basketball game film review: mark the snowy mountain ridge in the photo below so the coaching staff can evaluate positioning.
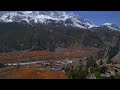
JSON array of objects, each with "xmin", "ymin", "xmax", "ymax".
[
  {"xmin": 0, "ymin": 11, "xmax": 120, "ymax": 31},
  {"xmin": 0, "ymin": 11, "xmax": 97, "ymax": 29}
]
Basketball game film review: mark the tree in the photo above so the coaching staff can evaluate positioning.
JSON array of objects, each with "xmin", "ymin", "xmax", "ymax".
[
  {"xmin": 94, "ymin": 71, "xmax": 101, "ymax": 79},
  {"xmin": 106, "ymin": 59, "xmax": 113, "ymax": 64},
  {"xmin": 0, "ymin": 63, "xmax": 5, "ymax": 68},
  {"xmin": 108, "ymin": 46, "xmax": 119, "ymax": 60},
  {"xmin": 90, "ymin": 66, "xmax": 99, "ymax": 74},
  {"xmin": 99, "ymin": 60, "xmax": 103, "ymax": 65},
  {"xmin": 65, "ymin": 64, "xmax": 88, "ymax": 79},
  {"xmin": 67, "ymin": 71, "xmax": 74, "ymax": 79},
  {"xmin": 79, "ymin": 59, "xmax": 83, "ymax": 70},
  {"xmin": 99, "ymin": 66, "xmax": 107, "ymax": 73},
  {"xmin": 86, "ymin": 56, "xmax": 96, "ymax": 68},
  {"xmin": 73, "ymin": 69, "xmax": 88, "ymax": 79},
  {"xmin": 98, "ymin": 49, "xmax": 105, "ymax": 59}
]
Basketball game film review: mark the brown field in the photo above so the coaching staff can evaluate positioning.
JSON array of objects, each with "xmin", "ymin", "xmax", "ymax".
[
  {"xmin": 0, "ymin": 68, "xmax": 68, "ymax": 79},
  {"xmin": 0, "ymin": 47, "xmax": 99, "ymax": 63}
]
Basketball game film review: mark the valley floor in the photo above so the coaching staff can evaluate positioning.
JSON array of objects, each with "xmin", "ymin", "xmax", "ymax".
[{"xmin": 0, "ymin": 47, "xmax": 102, "ymax": 79}]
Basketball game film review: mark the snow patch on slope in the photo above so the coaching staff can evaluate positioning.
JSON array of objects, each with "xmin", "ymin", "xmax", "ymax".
[
  {"xmin": 103, "ymin": 23, "xmax": 120, "ymax": 31},
  {"xmin": 107, "ymin": 25, "xmax": 120, "ymax": 31}
]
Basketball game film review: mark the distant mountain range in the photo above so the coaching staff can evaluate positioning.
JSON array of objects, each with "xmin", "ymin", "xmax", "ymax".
[
  {"xmin": 0, "ymin": 11, "xmax": 120, "ymax": 31},
  {"xmin": 0, "ymin": 11, "xmax": 120, "ymax": 53}
]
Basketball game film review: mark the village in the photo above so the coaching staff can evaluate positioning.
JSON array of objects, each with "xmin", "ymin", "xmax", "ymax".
[
  {"xmin": 1, "ymin": 56, "xmax": 120, "ymax": 79},
  {"xmin": 4, "ymin": 59, "xmax": 73, "ymax": 71}
]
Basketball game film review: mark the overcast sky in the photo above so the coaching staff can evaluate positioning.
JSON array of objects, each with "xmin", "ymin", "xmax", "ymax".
[{"xmin": 0, "ymin": 11, "xmax": 120, "ymax": 26}]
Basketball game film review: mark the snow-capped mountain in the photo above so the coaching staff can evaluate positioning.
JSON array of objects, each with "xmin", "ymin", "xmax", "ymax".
[
  {"xmin": 0, "ymin": 11, "xmax": 97, "ymax": 29},
  {"xmin": 1, "ymin": 12, "xmax": 120, "ymax": 52},
  {"xmin": 102, "ymin": 23, "xmax": 120, "ymax": 31}
]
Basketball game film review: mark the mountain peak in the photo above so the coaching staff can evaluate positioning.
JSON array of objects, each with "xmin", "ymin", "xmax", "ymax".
[
  {"xmin": 0, "ymin": 11, "xmax": 96, "ymax": 29},
  {"xmin": 103, "ymin": 23, "xmax": 113, "ymax": 26},
  {"xmin": 102, "ymin": 23, "xmax": 120, "ymax": 31}
]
